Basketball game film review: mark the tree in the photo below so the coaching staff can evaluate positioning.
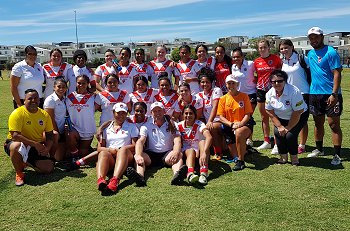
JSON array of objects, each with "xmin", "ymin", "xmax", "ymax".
[{"xmin": 170, "ymin": 47, "xmax": 197, "ymax": 62}]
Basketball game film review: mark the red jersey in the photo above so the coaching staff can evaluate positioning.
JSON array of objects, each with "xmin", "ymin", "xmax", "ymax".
[
  {"xmin": 214, "ymin": 61, "xmax": 231, "ymax": 93},
  {"xmin": 254, "ymin": 54, "xmax": 282, "ymax": 91}
]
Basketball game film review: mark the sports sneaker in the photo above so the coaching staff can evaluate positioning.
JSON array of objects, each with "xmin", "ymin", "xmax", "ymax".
[
  {"xmin": 257, "ymin": 141, "xmax": 271, "ymax": 150},
  {"xmin": 298, "ymin": 146, "xmax": 306, "ymax": 154},
  {"xmin": 171, "ymin": 165, "xmax": 188, "ymax": 185},
  {"xmin": 307, "ymin": 149, "xmax": 325, "ymax": 158},
  {"xmin": 15, "ymin": 172, "xmax": 25, "ymax": 186},
  {"xmin": 187, "ymin": 172, "xmax": 199, "ymax": 184},
  {"xmin": 126, "ymin": 167, "xmax": 146, "ymax": 187},
  {"xmin": 246, "ymin": 139, "xmax": 253, "ymax": 147},
  {"xmin": 97, "ymin": 177, "xmax": 107, "ymax": 191},
  {"xmin": 198, "ymin": 173, "xmax": 208, "ymax": 185},
  {"xmin": 232, "ymin": 160, "xmax": 246, "ymax": 171},
  {"xmin": 271, "ymin": 144, "xmax": 279, "ymax": 155},
  {"xmin": 106, "ymin": 176, "xmax": 119, "ymax": 193},
  {"xmin": 66, "ymin": 161, "xmax": 80, "ymax": 172},
  {"xmin": 331, "ymin": 154, "xmax": 341, "ymax": 166}
]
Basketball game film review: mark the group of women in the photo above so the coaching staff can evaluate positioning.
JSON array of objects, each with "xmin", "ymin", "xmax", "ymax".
[{"xmin": 9, "ymin": 39, "xmax": 310, "ymax": 193}]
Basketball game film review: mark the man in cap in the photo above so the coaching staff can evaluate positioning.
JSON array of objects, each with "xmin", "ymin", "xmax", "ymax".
[{"xmin": 306, "ymin": 27, "xmax": 343, "ymax": 165}]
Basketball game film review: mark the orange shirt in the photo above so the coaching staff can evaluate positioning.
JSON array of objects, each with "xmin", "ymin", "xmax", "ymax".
[{"xmin": 217, "ymin": 92, "xmax": 253, "ymax": 122}]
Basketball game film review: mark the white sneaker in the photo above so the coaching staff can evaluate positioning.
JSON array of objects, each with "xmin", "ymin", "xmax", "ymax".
[
  {"xmin": 257, "ymin": 141, "xmax": 271, "ymax": 150},
  {"xmin": 271, "ymin": 144, "xmax": 279, "ymax": 155},
  {"xmin": 187, "ymin": 173, "xmax": 199, "ymax": 184},
  {"xmin": 246, "ymin": 139, "xmax": 253, "ymax": 147},
  {"xmin": 331, "ymin": 154, "xmax": 341, "ymax": 166},
  {"xmin": 198, "ymin": 173, "xmax": 208, "ymax": 185},
  {"xmin": 307, "ymin": 149, "xmax": 325, "ymax": 158}
]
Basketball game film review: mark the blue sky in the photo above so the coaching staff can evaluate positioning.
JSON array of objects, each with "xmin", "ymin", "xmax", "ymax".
[{"xmin": 1, "ymin": 0, "xmax": 350, "ymax": 45}]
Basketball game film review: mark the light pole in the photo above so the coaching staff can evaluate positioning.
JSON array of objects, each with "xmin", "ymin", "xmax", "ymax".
[{"xmin": 74, "ymin": 10, "xmax": 79, "ymax": 48}]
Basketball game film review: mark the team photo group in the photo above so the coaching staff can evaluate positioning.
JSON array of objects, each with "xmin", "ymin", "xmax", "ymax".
[{"xmin": 4, "ymin": 26, "xmax": 343, "ymax": 194}]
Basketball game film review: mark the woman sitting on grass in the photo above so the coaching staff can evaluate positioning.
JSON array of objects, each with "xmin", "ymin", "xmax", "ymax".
[
  {"xmin": 217, "ymin": 74, "xmax": 254, "ymax": 171},
  {"xmin": 176, "ymin": 105, "xmax": 212, "ymax": 185},
  {"xmin": 96, "ymin": 102, "xmax": 139, "ymax": 194}
]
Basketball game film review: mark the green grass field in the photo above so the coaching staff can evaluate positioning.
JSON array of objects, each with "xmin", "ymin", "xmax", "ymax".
[{"xmin": 0, "ymin": 69, "xmax": 349, "ymax": 231}]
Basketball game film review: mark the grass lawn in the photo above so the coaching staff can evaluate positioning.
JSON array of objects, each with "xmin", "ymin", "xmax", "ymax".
[{"xmin": 0, "ymin": 69, "xmax": 349, "ymax": 230}]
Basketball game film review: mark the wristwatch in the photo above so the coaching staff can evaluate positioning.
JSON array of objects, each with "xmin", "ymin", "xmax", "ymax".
[{"xmin": 331, "ymin": 93, "xmax": 338, "ymax": 98}]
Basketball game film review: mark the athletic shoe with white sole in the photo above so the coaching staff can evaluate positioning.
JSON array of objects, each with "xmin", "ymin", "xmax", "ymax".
[
  {"xmin": 187, "ymin": 172, "xmax": 199, "ymax": 184},
  {"xmin": 246, "ymin": 139, "xmax": 253, "ymax": 147},
  {"xmin": 271, "ymin": 144, "xmax": 279, "ymax": 155},
  {"xmin": 257, "ymin": 141, "xmax": 271, "ymax": 150},
  {"xmin": 307, "ymin": 149, "xmax": 325, "ymax": 158},
  {"xmin": 198, "ymin": 173, "xmax": 208, "ymax": 185},
  {"xmin": 331, "ymin": 154, "xmax": 341, "ymax": 166}
]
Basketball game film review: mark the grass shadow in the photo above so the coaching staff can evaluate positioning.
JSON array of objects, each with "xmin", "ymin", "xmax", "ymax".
[
  {"xmin": 244, "ymin": 147, "xmax": 274, "ymax": 170},
  {"xmin": 207, "ymin": 159, "xmax": 232, "ymax": 181}
]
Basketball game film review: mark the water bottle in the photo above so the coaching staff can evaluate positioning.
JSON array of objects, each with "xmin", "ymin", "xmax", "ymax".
[
  {"xmin": 112, "ymin": 59, "xmax": 123, "ymax": 71},
  {"xmin": 64, "ymin": 115, "xmax": 72, "ymax": 134}
]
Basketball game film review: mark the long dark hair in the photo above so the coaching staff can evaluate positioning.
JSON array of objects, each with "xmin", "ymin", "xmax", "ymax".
[{"xmin": 215, "ymin": 45, "xmax": 232, "ymax": 72}]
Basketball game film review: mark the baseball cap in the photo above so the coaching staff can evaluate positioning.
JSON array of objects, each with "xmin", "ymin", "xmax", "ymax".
[
  {"xmin": 150, "ymin": 102, "xmax": 164, "ymax": 111},
  {"xmin": 225, "ymin": 74, "xmax": 240, "ymax": 83},
  {"xmin": 113, "ymin": 102, "xmax": 128, "ymax": 113},
  {"xmin": 308, "ymin": 27, "xmax": 323, "ymax": 36}
]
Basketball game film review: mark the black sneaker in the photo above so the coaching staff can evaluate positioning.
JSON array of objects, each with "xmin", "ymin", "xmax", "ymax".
[
  {"xmin": 66, "ymin": 161, "xmax": 80, "ymax": 172},
  {"xmin": 126, "ymin": 167, "xmax": 146, "ymax": 187},
  {"xmin": 232, "ymin": 160, "xmax": 246, "ymax": 171},
  {"xmin": 171, "ymin": 165, "xmax": 188, "ymax": 185}
]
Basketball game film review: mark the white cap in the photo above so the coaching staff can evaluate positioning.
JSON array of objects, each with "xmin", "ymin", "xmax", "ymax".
[
  {"xmin": 113, "ymin": 102, "xmax": 128, "ymax": 113},
  {"xmin": 150, "ymin": 102, "xmax": 164, "ymax": 111},
  {"xmin": 225, "ymin": 74, "xmax": 240, "ymax": 83},
  {"xmin": 308, "ymin": 27, "xmax": 323, "ymax": 36}
]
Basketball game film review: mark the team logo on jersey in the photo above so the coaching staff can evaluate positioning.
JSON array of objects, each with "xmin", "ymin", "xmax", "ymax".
[
  {"xmin": 224, "ymin": 64, "xmax": 228, "ymax": 68},
  {"xmin": 26, "ymin": 121, "xmax": 31, "ymax": 125},
  {"xmin": 244, "ymin": 68, "xmax": 247, "ymax": 71},
  {"xmin": 37, "ymin": 68, "xmax": 41, "ymax": 71},
  {"xmin": 38, "ymin": 120, "xmax": 44, "ymax": 126},
  {"xmin": 285, "ymin": 100, "xmax": 290, "ymax": 106},
  {"xmin": 239, "ymin": 101, "xmax": 244, "ymax": 108},
  {"xmin": 318, "ymin": 56, "xmax": 322, "ymax": 63},
  {"xmin": 268, "ymin": 60, "xmax": 273, "ymax": 65}
]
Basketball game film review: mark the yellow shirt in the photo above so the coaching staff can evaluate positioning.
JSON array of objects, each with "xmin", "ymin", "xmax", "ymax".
[
  {"xmin": 7, "ymin": 106, "xmax": 53, "ymax": 142},
  {"xmin": 217, "ymin": 92, "xmax": 253, "ymax": 123}
]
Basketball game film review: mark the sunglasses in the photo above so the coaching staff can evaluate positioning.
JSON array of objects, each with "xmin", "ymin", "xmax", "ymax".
[{"xmin": 271, "ymin": 79, "xmax": 284, "ymax": 84}]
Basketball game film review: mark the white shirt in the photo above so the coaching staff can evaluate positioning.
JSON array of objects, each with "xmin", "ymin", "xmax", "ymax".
[
  {"xmin": 174, "ymin": 95, "xmax": 203, "ymax": 113},
  {"xmin": 118, "ymin": 64, "xmax": 135, "ymax": 93},
  {"xmin": 176, "ymin": 120, "xmax": 206, "ymax": 151},
  {"xmin": 43, "ymin": 92, "xmax": 67, "ymax": 134},
  {"xmin": 131, "ymin": 62, "xmax": 154, "ymax": 79},
  {"xmin": 149, "ymin": 59, "xmax": 174, "ymax": 89},
  {"xmin": 282, "ymin": 52, "xmax": 310, "ymax": 94},
  {"xmin": 42, "ymin": 62, "xmax": 72, "ymax": 98},
  {"xmin": 139, "ymin": 117, "xmax": 180, "ymax": 153},
  {"xmin": 196, "ymin": 87, "xmax": 223, "ymax": 122},
  {"xmin": 95, "ymin": 90, "xmax": 130, "ymax": 125},
  {"xmin": 265, "ymin": 83, "xmax": 307, "ymax": 120},
  {"xmin": 103, "ymin": 120, "xmax": 139, "ymax": 149},
  {"xmin": 196, "ymin": 56, "xmax": 216, "ymax": 70},
  {"xmin": 71, "ymin": 65, "xmax": 95, "ymax": 94},
  {"xmin": 94, "ymin": 63, "xmax": 117, "ymax": 89},
  {"xmin": 11, "ymin": 60, "xmax": 45, "ymax": 98},
  {"xmin": 154, "ymin": 91, "xmax": 179, "ymax": 116},
  {"xmin": 66, "ymin": 92, "xmax": 96, "ymax": 136},
  {"xmin": 129, "ymin": 88, "xmax": 158, "ymax": 116},
  {"xmin": 231, "ymin": 60, "xmax": 256, "ymax": 95},
  {"xmin": 174, "ymin": 59, "xmax": 201, "ymax": 94}
]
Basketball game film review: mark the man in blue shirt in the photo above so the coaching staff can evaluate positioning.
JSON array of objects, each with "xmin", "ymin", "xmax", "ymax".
[{"xmin": 306, "ymin": 27, "xmax": 343, "ymax": 165}]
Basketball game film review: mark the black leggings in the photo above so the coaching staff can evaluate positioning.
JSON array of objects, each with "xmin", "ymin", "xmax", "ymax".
[{"xmin": 274, "ymin": 111, "xmax": 309, "ymax": 155}]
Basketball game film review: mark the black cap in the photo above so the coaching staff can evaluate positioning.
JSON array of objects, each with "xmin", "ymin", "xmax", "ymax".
[{"xmin": 73, "ymin": 49, "xmax": 87, "ymax": 63}]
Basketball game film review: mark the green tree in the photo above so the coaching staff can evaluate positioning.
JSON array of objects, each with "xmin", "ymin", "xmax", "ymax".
[{"xmin": 171, "ymin": 47, "xmax": 197, "ymax": 62}]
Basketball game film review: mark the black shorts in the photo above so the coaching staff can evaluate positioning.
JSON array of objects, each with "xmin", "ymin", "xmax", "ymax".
[
  {"xmin": 221, "ymin": 119, "xmax": 255, "ymax": 144},
  {"xmin": 248, "ymin": 93, "xmax": 257, "ymax": 105},
  {"xmin": 4, "ymin": 139, "xmax": 51, "ymax": 167},
  {"xmin": 145, "ymin": 150, "xmax": 171, "ymax": 167},
  {"xmin": 256, "ymin": 89, "xmax": 267, "ymax": 103},
  {"xmin": 309, "ymin": 94, "xmax": 343, "ymax": 117}
]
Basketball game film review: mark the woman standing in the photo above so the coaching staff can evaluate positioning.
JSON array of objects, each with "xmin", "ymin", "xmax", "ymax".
[
  {"xmin": 176, "ymin": 105, "xmax": 212, "ymax": 185},
  {"xmin": 43, "ymin": 77, "xmax": 68, "ymax": 161},
  {"xmin": 154, "ymin": 76, "xmax": 179, "ymax": 116},
  {"xmin": 95, "ymin": 73, "xmax": 131, "ymax": 125},
  {"xmin": 71, "ymin": 50, "xmax": 96, "ymax": 94},
  {"xmin": 279, "ymin": 39, "xmax": 310, "ymax": 154},
  {"xmin": 117, "ymin": 47, "xmax": 135, "ymax": 93},
  {"xmin": 265, "ymin": 70, "xmax": 308, "ymax": 165},
  {"xmin": 96, "ymin": 102, "xmax": 139, "ymax": 194},
  {"xmin": 11, "ymin": 45, "xmax": 45, "ymax": 108},
  {"xmin": 66, "ymin": 75, "xmax": 96, "ymax": 158},
  {"xmin": 130, "ymin": 75, "xmax": 158, "ymax": 116},
  {"xmin": 131, "ymin": 48, "xmax": 154, "ymax": 81},
  {"xmin": 217, "ymin": 75, "xmax": 254, "ymax": 171},
  {"xmin": 174, "ymin": 45, "xmax": 201, "ymax": 94},
  {"xmin": 43, "ymin": 48, "xmax": 73, "ymax": 98},
  {"xmin": 195, "ymin": 44, "xmax": 215, "ymax": 71},
  {"xmin": 231, "ymin": 47, "xmax": 257, "ymax": 146},
  {"xmin": 94, "ymin": 49, "xmax": 118, "ymax": 91},
  {"xmin": 254, "ymin": 39, "xmax": 282, "ymax": 151},
  {"xmin": 214, "ymin": 45, "xmax": 232, "ymax": 94},
  {"xmin": 149, "ymin": 45, "xmax": 175, "ymax": 89}
]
